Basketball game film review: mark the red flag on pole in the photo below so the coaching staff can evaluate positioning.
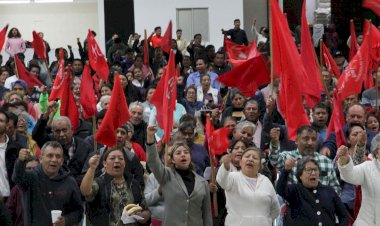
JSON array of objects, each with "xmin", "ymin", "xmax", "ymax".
[
  {"xmin": 49, "ymin": 48, "xmax": 65, "ymax": 101},
  {"xmin": 60, "ymin": 66, "xmax": 79, "ymax": 131},
  {"xmin": 217, "ymin": 56, "xmax": 270, "ymax": 98},
  {"xmin": 80, "ymin": 63, "xmax": 97, "ymax": 119},
  {"xmin": 161, "ymin": 21, "xmax": 172, "ymax": 54},
  {"xmin": 300, "ymin": 0, "xmax": 322, "ymax": 109},
  {"xmin": 32, "ymin": 31, "xmax": 47, "ymax": 61},
  {"xmin": 326, "ymin": 92, "xmax": 346, "ymax": 147},
  {"xmin": 14, "ymin": 54, "xmax": 43, "ymax": 88},
  {"xmin": 151, "ymin": 50, "xmax": 177, "ymax": 145},
  {"xmin": 95, "ymin": 73, "xmax": 130, "ymax": 147},
  {"xmin": 349, "ymin": 20, "xmax": 359, "ymax": 61},
  {"xmin": 0, "ymin": 24, "xmax": 8, "ymax": 51},
  {"xmin": 336, "ymin": 27, "xmax": 370, "ymax": 99},
  {"xmin": 224, "ymin": 37, "xmax": 259, "ymax": 67},
  {"xmin": 87, "ymin": 29, "xmax": 109, "ymax": 82},
  {"xmin": 143, "ymin": 30, "xmax": 150, "ymax": 67},
  {"xmin": 363, "ymin": 0, "xmax": 380, "ymax": 17},
  {"xmin": 322, "ymin": 42, "xmax": 341, "ymax": 78},
  {"xmin": 271, "ymin": 0, "xmax": 310, "ymax": 140}
]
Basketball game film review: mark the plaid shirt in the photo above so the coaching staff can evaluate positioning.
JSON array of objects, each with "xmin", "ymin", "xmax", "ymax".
[{"xmin": 269, "ymin": 144, "xmax": 341, "ymax": 194}]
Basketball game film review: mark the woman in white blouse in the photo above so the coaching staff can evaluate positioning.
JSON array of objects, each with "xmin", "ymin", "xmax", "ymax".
[
  {"xmin": 217, "ymin": 147, "xmax": 280, "ymax": 226},
  {"xmin": 196, "ymin": 73, "xmax": 220, "ymax": 106}
]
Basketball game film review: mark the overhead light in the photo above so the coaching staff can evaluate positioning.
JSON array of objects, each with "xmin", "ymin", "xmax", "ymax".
[
  {"xmin": 0, "ymin": 0, "xmax": 30, "ymax": 3},
  {"xmin": 34, "ymin": 0, "xmax": 74, "ymax": 3}
]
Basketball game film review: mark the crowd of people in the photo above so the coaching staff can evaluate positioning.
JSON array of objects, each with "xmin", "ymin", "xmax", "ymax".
[{"xmin": 0, "ymin": 15, "xmax": 379, "ymax": 226}]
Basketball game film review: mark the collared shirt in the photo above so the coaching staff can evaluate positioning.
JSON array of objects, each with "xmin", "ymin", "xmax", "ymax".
[
  {"xmin": 269, "ymin": 145, "xmax": 341, "ymax": 194},
  {"xmin": 186, "ymin": 71, "xmax": 220, "ymax": 90},
  {"xmin": 0, "ymin": 135, "xmax": 10, "ymax": 197}
]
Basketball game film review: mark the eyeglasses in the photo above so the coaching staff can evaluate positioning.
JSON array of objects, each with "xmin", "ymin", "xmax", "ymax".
[{"xmin": 304, "ymin": 168, "xmax": 319, "ymax": 174}]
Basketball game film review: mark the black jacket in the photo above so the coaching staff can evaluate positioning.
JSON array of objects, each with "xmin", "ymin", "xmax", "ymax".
[
  {"xmin": 4, "ymin": 137, "xmax": 21, "ymax": 190},
  {"xmin": 13, "ymin": 161, "xmax": 83, "ymax": 226},
  {"xmin": 132, "ymin": 121, "xmax": 147, "ymax": 151},
  {"xmin": 87, "ymin": 172, "xmax": 146, "ymax": 226}
]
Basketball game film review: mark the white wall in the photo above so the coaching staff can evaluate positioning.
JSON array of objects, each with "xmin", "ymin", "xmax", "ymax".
[
  {"xmin": 134, "ymin": 0, "xmax": 244, "ymax": 49},
  {"xmin": 0, "ymin": 1, "xmax": 98, "ymax": 62}
]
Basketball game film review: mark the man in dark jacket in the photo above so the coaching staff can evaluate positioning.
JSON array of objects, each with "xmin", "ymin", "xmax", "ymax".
[
  {"xmin": 32, "ymin": 102, "xmax": 92, "ymax": 181},
  {"xmin": 129, "ymin": 101, "xmax": 147, "ymax": 150},
  {"xmin": 13, "ymin": 141, "xmax": 83, "ymax": 226}
]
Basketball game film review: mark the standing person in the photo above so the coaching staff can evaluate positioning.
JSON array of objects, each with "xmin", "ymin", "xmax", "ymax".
[
  {"xmin": 146, "ymin": 125, "xmax": 213, "ymax": 226},
  {"xmin": 80, "ymin": 147, "xmax": 150, "ymax": 226},
  {"xmin": 13, "ymin": 141, "xmax": 83, "ymax": 226},
  {"xmin": 222, "ymin": 19, "xmax": 249, "ymax": 46},
  {"xmin": 4, "ymin": 28, "xmax": 26, "ymax": 56},
  {"xmin": 277, "ymin": 157, "xmax": 349, "ymax": 226},
  {"xmin": 186, "ymin": 34, "xmax": 206, "ymax": 63},
  {"xmin": 337, "ymin": 134, "xmax": 380, "ymax": 226},
  {"xmin": 217, "ymin": 147, "xmax": 280, "ymax": 226},
  {"xmin": 148, "ymin": 27, "xmax": 163, "ymax": 48},
  {"xmin": 176, "ymin": 29, "xmax": 188, "ymax": 55},
  {"xmin": 186, "ymin": 58, "xmax": 220, "ymax": 90}
]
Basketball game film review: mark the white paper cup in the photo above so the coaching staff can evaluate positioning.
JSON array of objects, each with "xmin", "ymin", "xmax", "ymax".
[{"xmin": 51, "ymin": 210, "xmax": 62, "ymax": 223}]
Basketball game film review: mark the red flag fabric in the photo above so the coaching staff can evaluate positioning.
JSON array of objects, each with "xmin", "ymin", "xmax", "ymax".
[
  {"xmin": 271, "ymin": 0, "xmax": 310, "ymax": 140},
  {"xmin": 325, "ymin": 92, "xmax": 346, "ymax": 147},
  {"xmin": 60, "ymin": 66, "xmax": 79, "ymax": 131},
  {"xmin": 161, "ymin": 21, "xmax": 172, "ymax": 54},
  {"xmin": 87, "ymin": 29, "xmax": 109, "ymax": 82},
  {"xmin": 14, "ymin": 54, "xmax": 43, "ymax": 88},
  {"xmin": 0, "ymin": 25, "xmax": 8, "ymax": 52},
  {"xmin": 49, "ymin": 48, "xmax": 65, "ymax": 101},
  {"xmin": 143, "ymin": 30, "xmax": 150, "ymax": 67},
  {"xmin": 363, "ymin": 0, "xmax": 380, "ymax": 17},
  {"xmin": 217, "ymin": 56, "xmax": 270, "ymax": 98},
  {"xmin": 32, "ymin": 31, "xmax": 46, "ymax": 61},
  {"xmin": 322, "ymin": 42, "xmax": 341, "ymax": 78},
  {"xmin": 150, "ymin": 50, "xmax": 177, "ymax": 145},
  {"xmin": 95, "ymin": 73, "xmax": 130, "ymax": 147},
  {"xmin": 205, "ymin": 115, "xmax": 217, "ymax": 166},
  {"xmin": 364, "ymin": 19, "xmax": 380, "ymax": 73},
  {"xmin": 349, "ymin": 21, "xmax": 359, "ymax": 61},
  {"xmin": 336, "ymin": 28, "xmax": 370, "ymax": 100},
  {"xmin": 224, "ymin": 37, "xmax": 258, "ymax": 64},
  {"xmin": 300, "ymin": 0, "xmax": 322, "ymax": 109},
  {"xmin": 80, "ymin": 63, "xmax": 97, "ymax": 119},
  {"xmin": 205, "ymin": 115, "xmax": 230, "ymax": 164}
]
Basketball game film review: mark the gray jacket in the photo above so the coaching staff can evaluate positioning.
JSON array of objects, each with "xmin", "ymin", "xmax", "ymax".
[{"xmin": 146, "ymin": 143, "xmax": 213, "ymax": 226}]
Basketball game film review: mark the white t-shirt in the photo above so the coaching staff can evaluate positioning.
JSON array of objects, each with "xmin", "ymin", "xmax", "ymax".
[{"xmin": 0, "ymin": 135, "xmax": 10, "ymax": 197}]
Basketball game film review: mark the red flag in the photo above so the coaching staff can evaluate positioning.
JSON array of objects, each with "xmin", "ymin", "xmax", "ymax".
[
  {"xmin": 143, "ymin": 30, "xmax": 150, "ymax": 67},
  {"xmin": 322, "ymin": 42, "xmax": 341, "ymax": 78},
  {"xmin": 336, "ymin": 28, "xmax": 370, "ymax": 99},
  {"xmin": 87, "ymin": 29, "xmax": 109, "ymax": 82},
  {"xmin": 364, "ymin": 19, "xmax": 380, "ymax": 73},
  {"xmin": 205, "ymin": 115, "xmax": 217, "ymax": 165},
  {"xmin": 0, "ymin": 24, "xmax": 8, "ymax": 51},
  {"xmin": 217, "ymin": 56, "xmax": 270, "ymax": 98},
  {"xmin": 224, "ymin": 37, "xmax": 258, "ymax": 65},
  {"xmin": 95, "ymin": 73, "xmax": 130, "ymax": 147},
  {"xmin": 161, "ymin": 21, "xmax": 172, "ymax": 54},
  {"xmin": 14, "ymin": 54, "xmax": 43, "ymax": 88},
  {"xmin": 349, "ymin": 21, "xmax": 359, "ymax": 61},
  {"xmin": 32, "ymin": 31, "xmax": 46, "ymax": 61},
  {"xmin": 205, "ymin": 115, "xmax": 230, "ymax": 163},
  {"xmin": 151, "ymin": 50, "xmax": 177, "ymax": 144},
  {"xmin": 60, "ymin": 66, "xmax": 79, "ymax": 131},
  {"xmin": 326, "ymin": 92, "xmax": 346, "ymax": 147},
  {"xmin": 363, "ymin": 0, "xmax": 380, "ymax": 17},
  {"xmin": 49, "ymin": 48, "xmax": 65, "ymax": 101},
  {"xmin": 80, "ymin": 63, "xmax": 97, "ymax": 119},
  {"xmin": 300, "ymin": 0, "xmax": 322, "ymax": 109},
  {"xmin": 271, "ymin": 0, "xmax": 310, "ymax": 140}
]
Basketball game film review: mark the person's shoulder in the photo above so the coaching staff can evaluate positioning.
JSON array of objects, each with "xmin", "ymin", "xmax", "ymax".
[{"xmin": 315, "ymin": 152, "xmax": 333, "ymax": 162}]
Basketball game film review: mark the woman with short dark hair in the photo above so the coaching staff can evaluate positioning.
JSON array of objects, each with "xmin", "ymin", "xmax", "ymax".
[{"xmin": 4, "ymin": 28, "xmax": 26, "ymax": 56}]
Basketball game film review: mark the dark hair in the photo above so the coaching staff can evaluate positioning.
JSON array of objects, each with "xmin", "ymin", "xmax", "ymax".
[
  {"xmin": 100, "ymin": 83, "xmax": 113, "ymax": 91},
  {"xmin": 176, "ymin": 29, "xmax": 182, "ymax": 32},
  {"xmin": 222, "ymin": 116, "xmax": 237, "ymax": 126},
  {"xmin": 234, "ymin": 19, "xmax": 240, "ymax": 23},
  {"xmin": 28, "ymin": 64, "xmax": 40, "ymax": 72},
  {"xmin": 179, "ymin": 121, "xmax": 195, "ymax": 133},
  {"xmin": 205, "ymin": 45, "xmax": 215, "ymax": 51},
  {"xmin": 103, "ymin": 146, "xmax": 127, "ymax": 162},
  {"xmin": 193, "ymin": 33, "xmax": 202, "ymax": 39},
  {"xmin": 297, "ymin": 126, "xmax": 317, "ymax": 137},
  {"xmin": 96, "ymin": 109, "xmax": 107, "ymax": 123},
  {"xmin": 228, "ymin": 138, "xmax": 249, "ymax": 152},
  {"xmin": 25, "ymin": 156, "xmax": 39, "ymax": 164},
  {"xmin": 244, "ymin": 99, "xmax": 259, "ymax": 111},
  {"xmin": 13, "ymin": 101, "xmax": 28, "ymax": 112},
  {"xmin": 41, "ymin": 141, "xmax": 63, "ymax": 155},
  {"xmin": 200, "ymin": 73, "xmax": 211, "ymax": 82},
  {"xmin": 296, "ymin": 156, "xmax": 320, "ymax": 183},
  {"xmin": 72, "ymin": 58, "xmax": 83, "ymax": 64},
  {"xmin": 312, "ymin": 102, "xmax": 328, "ymax": 113},
  {"xmin": 135, "ymin": 54, "xmax": 144, "ymax": 62},
  {"xmin": 8, "ymin": 27, "xmax": 21, "ymax": 38},
  {"xmin": 185, "ymin": 85, "xmax": 197, "ymax": 95},
  {"xmin": 195, "ymin": 58, "xmax": 208, "ymax": 65},
  {"xmin": 345, "ymin": 122, "xmax": 365, "ymax": 139},
  {"xmin": 1, "ymin": 103, "xmax": 16, "ymax": 112},
  {"xmin": 145, "ymin": 85, "xmax": 157, "ymax": 98},
  {"xmin": 154, "ymin": 26, "xmax": 161, "ymax": 32},
  {"xmin": 6, "ymin": 111, "xmax": 18, "ymax": 126},
  {"xmin": 0, "ymin": 109, "xmax": 9, "ymax": 123},
  {"xmin": 179, "ymin": 114, "xmax": 197, "ymax": 127}
]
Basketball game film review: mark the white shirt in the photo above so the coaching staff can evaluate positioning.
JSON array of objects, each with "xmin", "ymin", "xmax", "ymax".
[
  {"xmin": 0, "ymin": 135, "xmax": 10, "ymax": 197},
  {"xmin": 4, "ymin": 75, "xmax": 18, "ymax": 90}
]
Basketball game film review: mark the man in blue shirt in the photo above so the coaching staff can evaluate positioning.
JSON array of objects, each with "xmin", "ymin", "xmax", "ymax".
[{"xmin": 186, "ymin": 58, "xmax": 220, "ymax": 90}]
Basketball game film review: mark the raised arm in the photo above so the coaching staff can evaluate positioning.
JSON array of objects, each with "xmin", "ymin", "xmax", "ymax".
[
  {"xmin": 80, "ymin": 154, "xmax": 100, "ymax": 196},
  {"xmin": 216, "ymin": 154, "xmax": 233, "ymax": 191}
]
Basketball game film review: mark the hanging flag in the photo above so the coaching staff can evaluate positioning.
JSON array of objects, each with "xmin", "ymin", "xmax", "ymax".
[
  {"xmin": 87, "ymin": 29, "xmax": 109, "ymax": 82},
  {"xmin": 143, "ymin": 29, "xmax": 150, "ymax": 67},
  {"xmin": 349, "ymin": 20, "xmax": 359, "ymax": 61},
  {"xmin": 224, "ymin": 37, "xmax": 259, "ymax": 67},
  {"xmin": 60, "ymin": 65, "xmax": 79, "ymax": 131},
  {"xmin": 14, "ymin": 54, "xmax": 43, "ymax": 88},
  {"xmin": 49, "ymin": 48, "xmax": 65, "ymax": 101},
  {"xmin": 363, "ymin": 0, "xmax": 380, "ymax": 17},
  {"xmin": 271, "ymin": 0, "xmax": 310, "ymax": 140},
  {"xmin": 322, "ymin": 42, "xmax": 341, "ymax": 78},
  {"xmin": 217, "ymin": 55, "xmax": 270, "ymax": 98},
  {"xmin": 0, "ymin": 24, "xmax": 8, "ymax": 51},
  {"xmin": 151, "ymin": 50, "xmax": 177, "ymax": 145},
  {"xmin": 300, "ymin": 0, "xmax": 322, "ymax": 109},
  {"xmin": 325, "ymin": 92, "xmax": 346, "ymax": 148},
  {"xmin": 161, "ymin": 21, "xmax": 172, "ymax": 54},
  {"xmin": 95, "ymin": 73, "xmax": 130, "ymax": 147},
  {"xmin": 32, "ymin": 31, "xmax": 47, "ymax": 61},
  {"xmin": 80, "ymin": 63, "xmax": 97, "ymax": 119}
]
